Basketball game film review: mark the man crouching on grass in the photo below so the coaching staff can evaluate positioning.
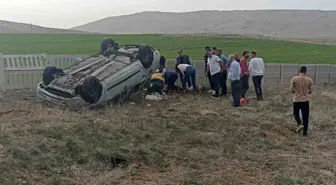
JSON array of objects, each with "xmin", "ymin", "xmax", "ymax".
[
  {"xmin": 148, "ymin": 69, "xmax": 165, "ymax": 95},
  {"xmin": 290, "ymin": 66, "xmax": 313, "ymax": 137}
]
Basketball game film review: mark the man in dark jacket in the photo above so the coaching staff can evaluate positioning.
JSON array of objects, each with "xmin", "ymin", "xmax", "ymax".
[
  {"xmin": 176, "ymin": 49, "xmax": 191, "ymax": 65},
  {"xmin": 160, "ymin": 56, "xmax": 166, "ymax": 68},
  {"xmin": 234, "ymin": 53, "xmax": 240, "ymax": 63},
  {"xmin": 204, "ymin": 46, "xmax": 214, "ymax": 93},
  {"xmin": 176, "ymin": 49, "xmax": 191, "ymax": 87},
  {"xmin": 163, "ymin": 70, "xmax": 179, "ymax": 92}
]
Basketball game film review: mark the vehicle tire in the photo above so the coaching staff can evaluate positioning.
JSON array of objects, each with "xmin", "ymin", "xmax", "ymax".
[
  {"xmin": 100, "ymin": 38, "xmax": 116, "ymax": 55},
  {"xmin": 80, "ymin": 76, "xmax": 103, "ymax": 104},
  {"xmin": 137, "ymin": 45, "xmax": 154, "ymax": 69},
  {"xmin": 43, "ymin": 66, "xmax": 58, "ymax": 85}
]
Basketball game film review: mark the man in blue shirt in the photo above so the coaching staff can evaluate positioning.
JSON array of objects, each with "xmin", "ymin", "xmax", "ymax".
[
  {"xmin": 217, "ymin": 49, "xmax": 230, "ymax": 96},
  {"xmin": 163, "ymin": 69, "xmax": 179, "ymax": 92},
  {"xmin": 228, "ymin": 54, "xmax": 242, "ymax": 107}
]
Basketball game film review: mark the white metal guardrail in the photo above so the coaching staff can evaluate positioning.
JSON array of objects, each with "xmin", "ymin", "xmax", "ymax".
[{"xmin": 0, "ymin": 53, "xmax": 335, "ymax": 91}]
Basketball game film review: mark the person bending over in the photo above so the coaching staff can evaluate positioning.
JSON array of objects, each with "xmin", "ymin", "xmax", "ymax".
[
  {"xmin": 290, "ymin": 66, "xmax": 313, "ymax": 137},
  {"xmin": 163, "ymin": 69, "xmax": 179, "ymax": 92},
  {"xmin": 177, "ymin": 63, "xmax": 197, "ymax": 92},
  {"xmin": 176, "ymin": 49, "xmax": 191, "ymax": 87}
]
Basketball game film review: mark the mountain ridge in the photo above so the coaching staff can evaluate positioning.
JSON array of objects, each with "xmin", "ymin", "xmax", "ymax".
[
  {"xmin": 70, "ymin": 10, "xmax": 336, "ymax": 39},
  {"xmin": 0, "ymin": 20, "xmax": 87, "ymax": 34}
]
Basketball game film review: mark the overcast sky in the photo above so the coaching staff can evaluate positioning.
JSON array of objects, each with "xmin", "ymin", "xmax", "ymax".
[{"xmin": 0, "ymin": 0, "xmax": 335, "ymax": 29}]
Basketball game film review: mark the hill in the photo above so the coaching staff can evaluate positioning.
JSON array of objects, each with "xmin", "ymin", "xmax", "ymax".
[
  {"xmin": 71, "ymin": 10, "xmax": 336, "ymax": 39},
  {"xmin": 0, "ymin": 20, "xmax": 86, "ymax": 34}
]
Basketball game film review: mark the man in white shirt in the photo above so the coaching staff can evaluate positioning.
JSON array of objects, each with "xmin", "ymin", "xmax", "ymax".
[
  {"xmin": 248, "ymin": 51, "xmax": 265, "ymax": 101},
  {"xmin": 177, "ymin": 63, "xmax": 197, "ymax": 92},
  {"xmin": 206, "ymin": 51, "xmax": 223, "ymax": 97}
]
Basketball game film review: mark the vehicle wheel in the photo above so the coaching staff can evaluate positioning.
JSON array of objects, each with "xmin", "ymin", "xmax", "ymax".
[
  {"xmin": 80, "ymin": 76, "xmax": 103, "ymax": 104},
  {"xmin": 101, "ymin": 38, "xmax": 116, "ymax": 55},
  {"xmin": 137, "ymin": 45, "xmax": 154, "ymax": 69},
  {"xmin": 43, "ymin": 66, "xmax": 58, "ymax": 85}
]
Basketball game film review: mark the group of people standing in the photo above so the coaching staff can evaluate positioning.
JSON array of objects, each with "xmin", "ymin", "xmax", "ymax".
[
  {"xmin": 203, "ymin": 46, "xmax": 265, "ymax": 107},
  {"xmin": 148, "ymin": 47, "xmax": 314, "ymax": 136}
]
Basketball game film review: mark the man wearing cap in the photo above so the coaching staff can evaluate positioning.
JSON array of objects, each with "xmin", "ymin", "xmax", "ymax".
[
  {"xmin": 176, "ymin": 49, "xmax": 191, "ymax": 87},
  {"xmin": 204, "ymin": 46, "xmax": 214, "ymax": 93},
  {"xmin": 206, "ymin": 51, "xmax": 223, "ymax": 97}
]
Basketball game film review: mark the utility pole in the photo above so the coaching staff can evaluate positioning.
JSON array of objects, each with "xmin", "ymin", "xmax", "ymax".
[{"xmin": 205, "ymin": 28, "xmax": 207, "ymax": 36}]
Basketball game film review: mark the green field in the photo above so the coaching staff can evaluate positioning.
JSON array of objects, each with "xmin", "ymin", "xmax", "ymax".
[{"xmin": 0, "ymin": 34, "xmax": 336, "ymax": 63}]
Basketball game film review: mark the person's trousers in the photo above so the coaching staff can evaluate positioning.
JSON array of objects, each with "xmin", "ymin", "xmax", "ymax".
[
  {"xmin": 207, "ymin": 71, "xmax": 214, "ymax": 90},
  {"xmin": 219, "ymin": 70, "xmax": 228, "ymax": 95},
  {"xmin": 293, "ymin": 101, "xmax": 310, "ymax": 134},
  {"xmin": 167, "ymin": 75, "xmax": 178, "ymax": 90},
  {"xmin": 241, "ymin": 74, "xmax": 249, "ymax": 98},
  {"xmin": 180, "ymin": 73, "xmax": 191, "ymax": 88},
  {"xmin": 183, "ymin": 66, "xmax": 197, "ymax": 91},
  {"xmin": 231, "ymin": 80, "xmax": 241, "ymax": 107},
  {"xmin": 149, "ymin": 81, "xmax": 163, "ymax": 95},
  {"xmin": 210, "ymin": 72, "xmax": 221, "ymax": 96},
  {"xmin": 252, "ymin": 75, "xmax": 263, "ymax": 100}
]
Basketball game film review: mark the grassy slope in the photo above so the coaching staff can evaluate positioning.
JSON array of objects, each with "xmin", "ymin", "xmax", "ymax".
[
  {"xmin": 0, "ymin": 34, "xmax": 336, "ymax": 64},
  {"xmin": 0, "ymin": 87, "xmax": 335, "ymax": 185}
]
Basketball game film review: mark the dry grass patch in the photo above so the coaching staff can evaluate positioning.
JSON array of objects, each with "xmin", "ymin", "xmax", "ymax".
[{"xmin": 0, "ymin": 86, "xmax": 335, "ymax": 185}]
